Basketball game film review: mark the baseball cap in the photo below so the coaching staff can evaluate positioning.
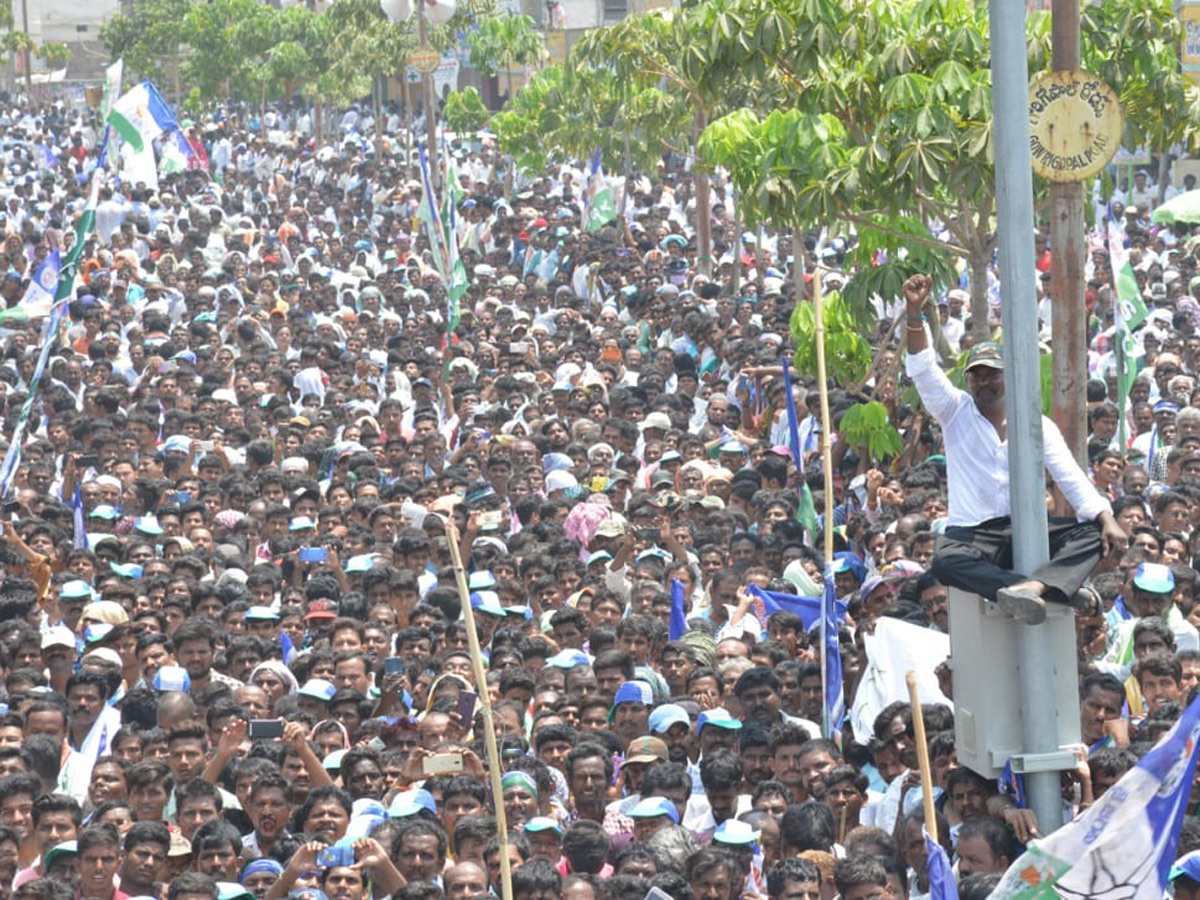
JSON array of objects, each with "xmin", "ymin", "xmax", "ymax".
[
  {"xmin": 1170, "ymin": 850, "xmax": 1200, "ymax": 882},
  {"xmin": 964, "ymin": 341, "xmax": 1004, "ymax": 371},
  {"xmin": 625, "ymin": 736, "xmax": 669, "ymax": 764},
  {"xmin": 640, "ymin": 412, "xmax": 672, "ymax": 432},
  {"xmin": 697, "ymin": 708, "xmax": 743, "ymax": 732},
  {"xmin": 387, "ymin": 788, "xmax": 437, "ymax": 818},
  {"xmin": 59, "ymin": 580, "xmax": 95, "ymax": 600},
  {"xmin": 304, "ymin": 599, "xmax": 339, "ymax": 620},
  {"xmin": 153, "ymin": 665, "xmax": 191, "ymax": 693},
  {"xmin": 524, "ymin": 817, "xmax": 564, "ymax": 835},
  {"xmin": 613, "ymin": 681, "xmax": 654, "ymax": 707},
  {"xmin": 245, "ymin": 606, "xmax": 280, "ymax": 621},
  {"xmin": 628, "ymin": 797, "xmax": 680, "ymax": 824},
  {"xmin": 299, "ymin": 679, "xmax": 338, "ymax": 701},
  {"xmin": 217, "ymin": 883, "xmax": 257, "ymax": 900},
  {"xmin": 41, "ymin": 625, "xmax": 76, "ymax": 650},
  {"xmin": 545, "ymin": 649, "xmax": 591, "ymax": 669},
  {"xmin": 345, "ymin": 554, "xmax": 376, "ymax": 573},
  {"xmin": 648, "ymin": 703, "xmax": 691, "ymax": 734},
  {"xmin": 470, "ymin": 591, "xmax": 506, "ymax": 617},
  {"xmin": 713, "ymin": 820, "xmax": 760, "ymax": 846},
  {"xmin": 1134, "ymin": 562, "xmax": 1175, "ymax": 594},
  {"xmin": 43, "ymin": 841, "xmax": 77, "ymax": 869}
]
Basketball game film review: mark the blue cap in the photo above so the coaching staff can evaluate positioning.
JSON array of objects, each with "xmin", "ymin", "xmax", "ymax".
[
  {"xmin": 132, "ymin": 516, "xmax": 163, "ymax": 536},
  {"xmin": 545, "ymin": 649, "xmax": 591, "ymax": 669},
  {"xmin": 612, "ymin": 681, "xmax": 654, "ymax": 707},
  {"xmin": 470, "ymin": 591, "xmax": 506, "ymax": 617},
  {"xmin": 153, "ymin": 665, "xmax": 191, "ymax": 693},
  {"xmin": 387, "ymin": 788, "xmax": 437, "ymax": 818},
  {"xmin": 216, "ymin": 883, "xmax": 256, "ymax": 900},
  {"xmin": 698, "ymin": 709, "xmax": 743, "ymax": 732},
  {"xmin": 162, "ymin": 434, "xmax": 191, "ymax": 454},
  {"xmin": 245, "ymin": 606, "xmax": 279, "ymax": 621},
  {"xmin": 1171, "ymin": 850, "xmax": 1200, "ymax": 882},
  {"xmin": 468, "ymin": 571, "xmax": 497, "ymax": 590},
  {"xmin": 60, "ymin": 580, "xmax": 95, "ymax": 600},
  {"xmin": 1154, "ymin": 401, "xmax": 1181, "ymax": 414},
  {"xmin": 648, "ymin": 703, "xmax": 691, "ymax": 734},
  {"xmin": 628, "ymin": 796, "xmax": 679, "ymax": 824},
  {"xmin": 89, "ymin": 504, "xmax": 119, "ymax": 520},
  {"xmin": 1134, "ymin": 562, "xmax": 1175, "ymax": 593},
  {"xmin": 299, "ymin": 679, "xmax": 337, "ymax": 701},
  {"xmin": 110, "ymin": 562, "xmax": 143, "ymax": 579}
]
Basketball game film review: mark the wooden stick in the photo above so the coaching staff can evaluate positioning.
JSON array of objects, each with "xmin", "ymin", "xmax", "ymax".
[
  {"xmin": 811, "ymin": 262, "xmax": 836, "ymax": 565},
  {"xmin": 445, "ymin": 521, "xmax": 513, "ymax": 900},
  {"xmin": 905, "ymin": 670, "xmax": 938, "ymax": 844}
]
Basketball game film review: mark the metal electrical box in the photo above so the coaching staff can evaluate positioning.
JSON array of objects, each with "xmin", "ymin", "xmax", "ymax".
[{"xmin": 948, "ymin": 589, "xmax": 1082, "ymax": 778}]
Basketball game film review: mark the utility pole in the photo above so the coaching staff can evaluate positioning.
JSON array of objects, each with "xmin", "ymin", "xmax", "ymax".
[
  {"xmin": 1049, "ymin": 0, "xmax": 1086, "ymax": 465},
  {"xmin": 988, "ymin": 0, "xmax": 1068, "ymax": 836}
]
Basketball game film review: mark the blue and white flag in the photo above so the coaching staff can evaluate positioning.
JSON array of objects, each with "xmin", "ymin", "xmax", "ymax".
[
  {"xmin": 925, "ymin": 828, "xmax": 959, "ymax": 900},
  {"xmin": 780, "ymin": 356, "xmax": 818, "ymax": 539},
  {"xmin": 992, "ymin": 693, "xmax": 1200, "ymax": 899},
  {"xmin": 17, "ymin": 249, "xmax": 61, "ymax": 318},
  {"xmin": 821, "ymin": 560, "xmax": 844, "ymax": 738},
  {"xmin": 669, "ymin": 578, "xmax": 688, "ymax": 642},
  {"xmin": 745, "ymin": 583, "xmax": 848, "ymax": 631},
  {"xmin": 72, "ymin": 483, "xmax": 88, "ymax": 550}
]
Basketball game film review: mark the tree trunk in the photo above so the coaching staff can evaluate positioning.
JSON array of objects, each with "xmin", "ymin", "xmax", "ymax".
[
  {"xmin": 967, "ymin": 249, "xmax": 991, "ymax": 345},
  {"xmin": 694, "ymin": 107, "xmax": 712, "ymax": 278}
]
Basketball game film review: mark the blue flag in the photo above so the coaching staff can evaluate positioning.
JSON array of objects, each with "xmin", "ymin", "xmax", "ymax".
[
  {"xmin": 992, "ymin": 692, "xmax": 1200, "ymax": 899},
  {"xmin": 746, "ymin": 583, "xmax": 848, "ymax": 631},
  {"xmin": 925, "ymin": 828, "xmax": 959, "ymax": 900},
  {"xmin": 669, "ymin": 578, "xmax": 688, "ymax": 642},
  {"xmin": 72, "ymin": 483, "xmax": 88, "ymax": 550},
  {"xmin": 280, "ymin": 629, "xmax": 297, "ymax": 666},
  {"xmin": 821, "ymin": 560, "xmax": 844, "ymax": 738}
]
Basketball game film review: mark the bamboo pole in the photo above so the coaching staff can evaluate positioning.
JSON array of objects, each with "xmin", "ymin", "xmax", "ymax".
[
  {"xmin": 445, "ymin": 522, "xmax": 512, "ymax": 900},
  {"xmin": 905, "ymin": 670, "xmax": 938, "ymax": 843},
  {"xmin": 811, "ymin": 264, "xmax": 835, "ymax": 565}
]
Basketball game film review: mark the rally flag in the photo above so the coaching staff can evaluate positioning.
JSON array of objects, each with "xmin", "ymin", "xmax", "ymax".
[
  {"xmin": 37, "ymin": 143, "xmax": 57, "ymax": 171},
  {"xmin": 1107, "ymin": 209, "xmax": 1148, "ymax": 448},
  {"xmin": 72, "ymin": 483, "xmax": 88, "ymax": 550},
  {"xmin": 991, "ymin": 693, "xmax": 1200, "ymax": 899},
  {"xmin": 745, "ymin": 583, "xmax": 848, "ymax": 631},
  {"xmin": 669, "ymin": 577, "xmax": 688, "ymax": 642},
  {"xmin": 108, "ymin": 81, "xmax": 178, "ymax": 154},
  {"xmin": 159, "ymin": 129, "xmax": 195, "ymax": 176},
  {"xmin": 17, "ymin": 248, "xmax": 61, "ymax": 318},
  {"xmin": 820, "ymin": 560, "xmax": 844, "ymax": 738},
  {"xmin": 925, "ymin": 828, "xmax": 959, "ymax": 900},
  {"xmin": 95, "ymin": 59, "xmax": 123, "ymax": 168},
  {"xmin": 418, "ymin": 146, "xmax": 468, "ymax": 349},
  {"xmin": 780, "ymin": 356, "xmax": 819, "ymax": 540},
  {"xmin": 584, "ymin": 149, "xmax": 616, "ymax": 233},
  {"xmin": 0, "ymin": 174, "xmax": 100, "ymax": 495},
  {"xmin": 280, "ymin": 629, "xmax": 297, "ymax": 666}
]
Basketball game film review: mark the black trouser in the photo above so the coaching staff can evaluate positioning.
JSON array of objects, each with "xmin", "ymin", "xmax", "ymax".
[{"xmin": 931, "ymin": 516, "xmax": 1103, "ymax": 604}]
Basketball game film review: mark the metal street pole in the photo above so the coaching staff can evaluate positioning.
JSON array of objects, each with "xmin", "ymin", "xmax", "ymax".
[
  {"xmin": 1050, "ymin": 0, "xmax": 1087, "ymax": 466},
  {"xmin": 988, "ymin": 0, "xmax": 1065, "ymax": 835}
]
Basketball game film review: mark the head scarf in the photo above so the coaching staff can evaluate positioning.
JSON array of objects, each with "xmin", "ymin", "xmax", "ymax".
[
  {"xmin": 249, "ymin": 660, "xmax": 299, "ymax": 695},
  {"xmin": 501, "ymin": 771, "xmax": 539, "ymax": 799}
]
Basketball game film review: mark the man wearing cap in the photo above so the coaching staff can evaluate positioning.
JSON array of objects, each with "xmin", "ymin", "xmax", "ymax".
[
  {"xmin": 904, "ymin": 274, "xmax": 1127, "ymax": 624},
  {"xmin": 1172, "ymin": 850, "xmax": 1200, "ymax": 900}
]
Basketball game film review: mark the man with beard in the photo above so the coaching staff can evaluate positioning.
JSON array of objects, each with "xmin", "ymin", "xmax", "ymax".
[
  {"xmin": 733, "ymin": 667, "xmax": 820, "ymax": 737},
  {"xmin": 243, "ymin": 774, "xmax": 291, "ymax": 856},
  {"xmin": 903, "ymin": 273, "xmax": 1127, "ymax": 624}
]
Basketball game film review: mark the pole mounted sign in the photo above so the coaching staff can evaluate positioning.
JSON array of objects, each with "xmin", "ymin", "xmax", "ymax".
[{"xmin": 1028, "ymin": 69, "xmax": 1122, "ymax": 182}]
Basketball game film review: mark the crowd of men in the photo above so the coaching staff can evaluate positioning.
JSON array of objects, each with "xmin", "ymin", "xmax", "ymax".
[{"xmin": 1, "ymin": 94, "xmax": 1200, "ymax": 900}]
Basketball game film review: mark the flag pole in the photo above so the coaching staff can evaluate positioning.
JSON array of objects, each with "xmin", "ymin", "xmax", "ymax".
[
  {"xmin": 906, "ymin": 670, "xmax": 938, "ymax": 843},
  {"xmin": 444, "ymin": 521, "xmax": 513, "ymax": 900},
  {"xmin": 811, "ymin": 258, "xmax": 837, "ymax": 741}
]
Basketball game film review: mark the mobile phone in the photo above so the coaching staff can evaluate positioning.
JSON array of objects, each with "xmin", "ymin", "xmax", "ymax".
[
  {"xmin": 77, "ymin": 455, "xmax": 98, "ymax": 468},
  {"xmin": 384, "ymin": 657, "xmax": 406, "ymax": 677},
  {"xmin": 477, "ymin": 510, "xmax": 502, "ymax": 530},
  {"xmin": 456, "ymin": 690, "xmax": 477, "ymax": 725},
  {"xmin": 2, "ymin": 500, "xmax": 20, "ymax": 514},
  {"xmin": 422, "ymin": 752, "xmax": 464, "ymax": 776},
  {"xmin": 317, "ymin": 845, "xmax": 355, "ymax": 868},
  {"xmin": 248, "ymin": 719, "xmax": 284, "ymax": 740},
  {"xmin": 173, "ymin": 491, "xmax": 190, "ymax": 504},
  {"xmin": 510, "ymin": 342, "xmax": 527, "ymax": 354},
  {"xmin": 367, "ymin": 736, "xmax": 387, "ymax": 752},
  {"xmin": 299, "ymin": 546, "xmax": 328, "ymax": 563},
  {"xmin": 198, "ymin": 440, "xmax": 214, "ymax": 452}
]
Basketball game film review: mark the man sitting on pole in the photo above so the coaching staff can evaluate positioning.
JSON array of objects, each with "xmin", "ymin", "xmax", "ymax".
[{"xmin": 901, "ymin": 273, "xmax": 1128, "ymax": 624}]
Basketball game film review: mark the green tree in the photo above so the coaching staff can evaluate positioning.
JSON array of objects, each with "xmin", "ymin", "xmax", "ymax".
[
  {"xmin": 2, "ymin": 30, "xmax": 32, "ymax": 96},
  {"xmin": 99, "ymin": 0, "xmax": 189, "ymax": 94},
  {"xmin": 37, "ymin": 41, "xmax": 71, "ymax": 70},
  {"xmin": 467, "ymin": 14, "xmax": 546, "ymax": 107},
  {"xmin": 443, "ymin": 86, "xmax": 490, "ymax": 135}
]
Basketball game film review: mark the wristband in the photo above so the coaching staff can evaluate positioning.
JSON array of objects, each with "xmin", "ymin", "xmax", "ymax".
[{"xmin": 906, "ymin": 314, "xmax": 926, "ymax": 322}]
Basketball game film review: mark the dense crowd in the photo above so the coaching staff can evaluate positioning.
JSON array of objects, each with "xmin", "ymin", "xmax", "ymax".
[{"xmin": 0, "ymin": 95, "xmax": 1200, "ymax": 900}]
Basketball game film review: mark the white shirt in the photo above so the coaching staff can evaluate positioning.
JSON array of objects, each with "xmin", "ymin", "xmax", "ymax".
[{"xmin": 906, "ymin": 346, "xmax": 1111, "ymax": 527}]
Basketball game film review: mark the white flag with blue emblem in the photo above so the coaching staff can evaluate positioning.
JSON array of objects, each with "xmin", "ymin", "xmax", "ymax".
[
  {"xmin": 991, "ymin": 693, "xmax": 1200, "ymax": 898},
  {"xmin": 17, "ymin": 248, "xmax": 61, "ymax": 318}
]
